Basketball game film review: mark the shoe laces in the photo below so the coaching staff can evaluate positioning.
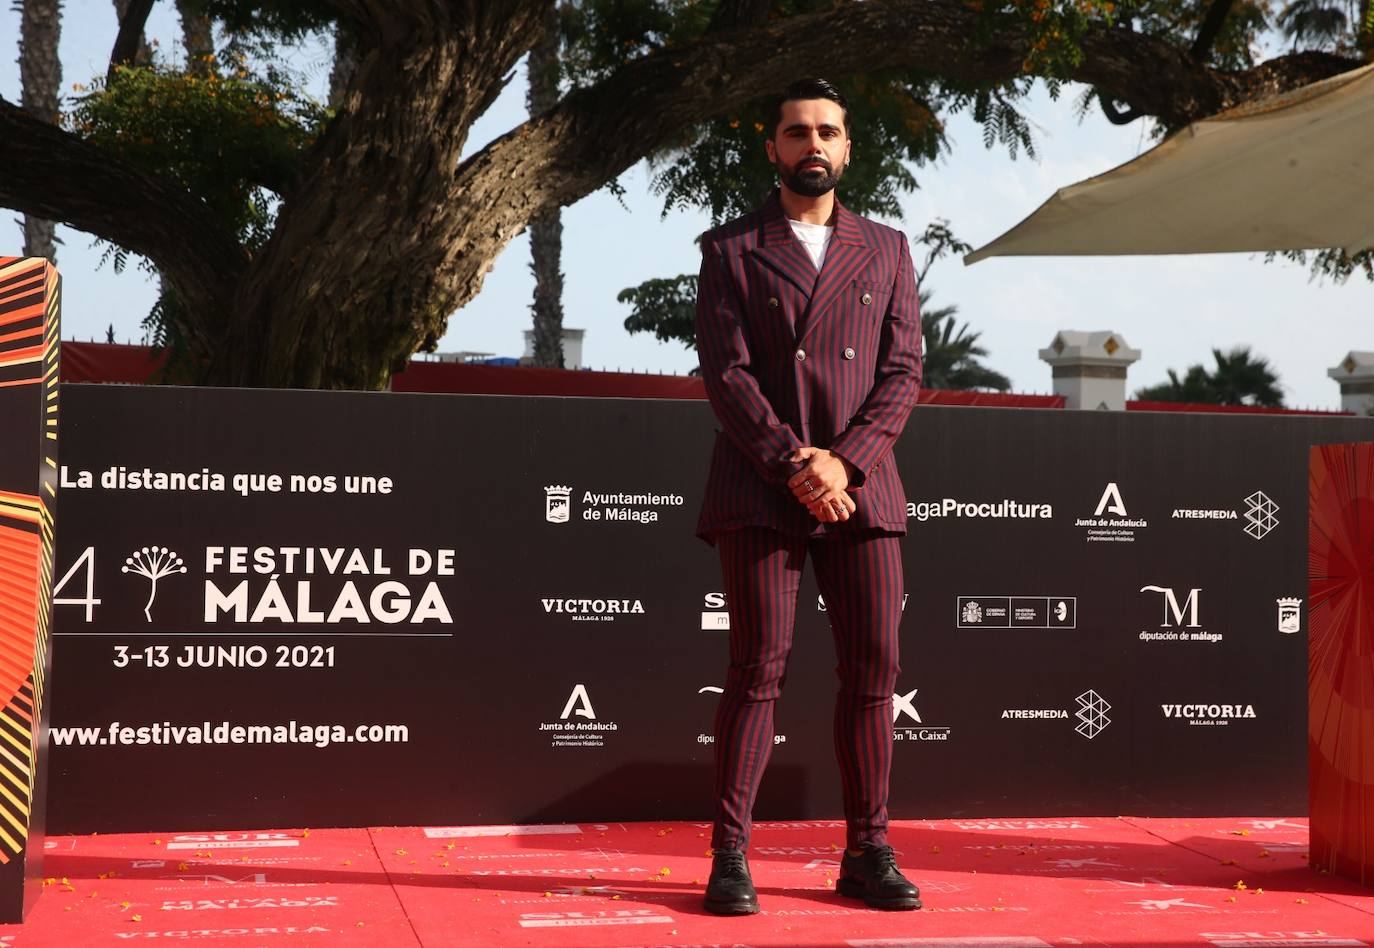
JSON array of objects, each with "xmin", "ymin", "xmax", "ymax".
[
  {"xmin": 867, "ymin": 844, "xmax": 900, "ymax": 876},
  {"xmin": 715, "ymin": 849, "xmax": 749, "ymax": 878}
]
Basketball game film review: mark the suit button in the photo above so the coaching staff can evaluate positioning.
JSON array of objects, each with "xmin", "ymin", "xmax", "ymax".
[
  {"xmin": 861, "ymin": 292, "xmax": 873, "ymax": 306},
  {"xmin": 795, "ymin": 349, "xmax": 806, "ymax": 362},
  {"xmin": 768, "ymin": 297, "xmax": 780, "ymax": 308},
  {"xmin": 843, "ymin": 347, "xmax": 855, "ymax": 360}
]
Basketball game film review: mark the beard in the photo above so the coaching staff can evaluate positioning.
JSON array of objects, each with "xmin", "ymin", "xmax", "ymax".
[{"xmin": 777, "ymin": 154, "xmax": 844, "ymax": 197}]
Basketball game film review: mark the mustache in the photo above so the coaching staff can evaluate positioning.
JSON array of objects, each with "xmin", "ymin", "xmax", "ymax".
[{"xmin": 796, "ymin": 157, "xmax": 832, "ymax": 172}]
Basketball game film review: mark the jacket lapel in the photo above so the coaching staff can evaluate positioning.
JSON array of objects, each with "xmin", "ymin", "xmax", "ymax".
[
  {"xmin": 748, "ymin": 191, "xmax": 817, "ymax": 302},
  {"xmin": 795, "ymin": 199, "xmax": 878, "ymax": 348}
]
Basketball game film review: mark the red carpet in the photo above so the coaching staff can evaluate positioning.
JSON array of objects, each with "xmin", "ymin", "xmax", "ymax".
[{"xmin": 2, "ymin": 817, "xmax": 1371, "ymax": 946}]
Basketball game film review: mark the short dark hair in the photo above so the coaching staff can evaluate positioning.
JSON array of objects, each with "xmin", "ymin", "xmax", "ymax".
[{"xmin": 766, "ymin": 78, "xmax": 850, "ymax": 139}]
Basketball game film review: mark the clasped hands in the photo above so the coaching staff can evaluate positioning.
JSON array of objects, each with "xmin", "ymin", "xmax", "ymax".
[{"xmin": 786, "ymin": 447, "xmax": 857, "ymax": 524}]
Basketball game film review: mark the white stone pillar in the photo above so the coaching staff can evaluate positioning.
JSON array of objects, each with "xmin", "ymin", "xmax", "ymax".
[
  {"xmin": 1038, "ymin": 331, "xmax": 1142, "ymax": 411},
  {"xmin": 1328, "ymin": 352, "xmax": 1374, "ymax": 415}
]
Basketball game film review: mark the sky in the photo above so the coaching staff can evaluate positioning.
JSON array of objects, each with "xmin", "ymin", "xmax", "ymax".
[{"xmin": 4, "ymin": 3, "xmax": 1373, "ymax": 408}]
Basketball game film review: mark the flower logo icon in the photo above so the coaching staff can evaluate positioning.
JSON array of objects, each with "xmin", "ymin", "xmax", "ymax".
[{"xmin": 122, "ymin": 546, "xmax": 187, "ymax": 622}]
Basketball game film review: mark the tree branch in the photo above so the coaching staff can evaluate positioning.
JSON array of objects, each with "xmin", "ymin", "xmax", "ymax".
[
  {"xmin": 707, "ymin": 0, "xmax": 775, "ymax": 33},
  {"xmin": 0, "ymin": 97, "xmax": 248, "ymax": 352},
  {"xmin": 477, "ymin": 0, "xmax": 1359, "ymax": 219},
  {"xmin": 109, "ymin": 0, "xmax": 156, "ymax": 82},
  {"xmin": 1190, "ymin": 0, "xmax": 1240, "ymax": 60}
]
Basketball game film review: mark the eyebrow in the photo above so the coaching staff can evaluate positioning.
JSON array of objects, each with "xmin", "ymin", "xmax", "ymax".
[{"xmin": 782, "ymin": 122, "xmax": 843, "ymax": 135}]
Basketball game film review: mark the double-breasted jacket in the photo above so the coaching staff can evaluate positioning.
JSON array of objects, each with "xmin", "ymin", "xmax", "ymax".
[{"xmin": 694, "ymin": 190, "xmax": 923, "ymax": 544}]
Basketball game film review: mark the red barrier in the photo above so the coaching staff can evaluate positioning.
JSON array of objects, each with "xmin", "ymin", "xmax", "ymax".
[{"xmin": 1308, "ymin": 441, "xmax": 1374, "ymax": 887}]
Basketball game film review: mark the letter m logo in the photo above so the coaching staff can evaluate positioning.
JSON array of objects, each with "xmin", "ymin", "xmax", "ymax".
[{"xmin": 1140, "ymin": 585, "xmax": 1200, "ymax": 628}]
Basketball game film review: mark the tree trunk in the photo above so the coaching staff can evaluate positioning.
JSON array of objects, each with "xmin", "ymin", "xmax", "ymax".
[
  {"xmin": 527, "ymin": 3, "xmax": 565, "ymax": 369},
  {"xmin": 329, "ymin": 25, "xmax": 360, "ymax": 111},
  {"xmin": 18, "ymin": 0, "xmax": 61, "ymax": 261},
  {"xmin": 176, "ymin": 0, "xmax": 214, "ymax": 75},
  {"xmin": 112, "ymin": 0, "xmax": 154, "ymax": 68}
]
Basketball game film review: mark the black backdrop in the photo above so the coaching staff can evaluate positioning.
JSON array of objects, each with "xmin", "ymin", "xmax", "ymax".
[{"xmin": 42, "ymin": 384, "xmax": 1373, "ymax": 834}]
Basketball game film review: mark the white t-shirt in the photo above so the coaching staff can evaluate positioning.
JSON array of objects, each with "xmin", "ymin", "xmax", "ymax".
[{"xmin": 788, "ymin": 218, "xmax": 834, "ymax": 271}]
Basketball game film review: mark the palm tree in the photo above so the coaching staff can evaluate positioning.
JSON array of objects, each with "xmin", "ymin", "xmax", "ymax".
[
  {"xmin": 1208, "ymin": 346, "xmax": 1285, "ymax": 406},
  {"xmin": 18, "ymin": 0, "xmax": 61, "ymax": 261},
  {"xmin": 1135, "ymin": 346, "xmax": 1284, "ymax": 406},
  {"xmin": 527, "ymin": 4, "xmax": 566, "ymax": 368},
  {"xmin": 919, "ymin": 290, "xmax": 1011, "ymax": 391},
  {"xmin": 1275, "ymin": 0, "xmax": 1368, "ymax": 51}
]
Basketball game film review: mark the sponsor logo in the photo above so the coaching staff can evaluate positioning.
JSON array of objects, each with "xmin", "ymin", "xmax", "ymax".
[
  {"xmin": 161, "ymin": 896, "xmax": 337, "ymax": 911},
  {"xmin": 423, "ymin": 824, "xmax": 581, "ymax": 839},
  {"xmin": 957, "ymin": 596, "xmax": 1076, "ymax": 629},
  {"xmin": 562, "ymin": 685, "xmax": 595, "ymax": 720},
  {"xmin": 952, "ymin": 820, "xmax": 1092, "ymax": 831},
  {"xmin": 166, "ymin": 834, "xmax": 298, "ymax": 851},
  {"xmin": 545, "ymin": 485, "xmax": 685, "ymax": 525},
  {"xmin": 1240, "ymin": 819, "xmax": 1305, "ymax": 831},
  {"xmin": 1162, "ymin": 703, "xmax": 1257, "ymax": 726},
  {"xmin": 846, "ymin": 934, "xmax": 1038, "ymax": 939},
  {"xmin": 201, "ymin": 547, "xmax": 455, "ymax": 625},
  {"xmin": 892, "ymin": 687, "xmax": 950, "ymax": 743},
  {"xmin": 96, "ymin": 928, "xmax": 332, "ymax": 939},
  {"xmin": 1128, "ymin": 897, "xmax": 1213, "ymax": 911},
  {"xmin": 1139, "ymin": 585, "xmax": 1221, "ymax": 644},
  {"xmin": 122, "ymin": 546, "xmax": 188, "ymax": 622},
  {"xmin": 518, "ymin": 910, "xmax": 675, "ymax": 928},
  {"xmin": 907, "ymin": 498, "xmax": 1053, "ymax": 523},
  {"xmin": 1201, "ymin": 933, "xmax": 1367, "ymax": 947},
  {"xmin": 539, "ymin": 685, "xmax": 618, "ymax": 747},
  {"xmin": 545, "ymin": 485, "xmax": 572, "ymax": 523},
  {"xmin": 1169, "ymin": 489, "xmax": 1279, "ymax": 541},
  {"xmin": 702, "ymin": 591, "xmax": 729, "ymax": 630},
  {"xmin": 1076, "ymin": 690, "xmax": 1111, "ymax": 739},
  {"xmin": 698, "ymin": 687, "xmax": 785, "ymax": 746},
  {"xmin": 819, "ymin": 593, "xmax": 909, "ymax": 612},
  {"xmin": 1076, "ymin": 482, "xmax": 1148, "ymax": 543},
  {"xmin": 1244, "ymin": 491, "xmax": 1280, "ymax": 539},
  {"xmin": 540, "ymin": 597, "xmax": 645, "ymax": 622},
  {"xmin": 1002, "ymin": 690, "xmax": 1109, "ymax": 739},
  {"xmin": 1278, "ymin": 597, "xmax": 1302, "ymax": 634}
]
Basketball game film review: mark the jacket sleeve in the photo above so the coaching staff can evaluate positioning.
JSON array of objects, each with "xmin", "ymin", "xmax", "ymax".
[
  {"xmin": 829, "ymin": 236, "xmax": 923, "ymax": 483},
  {"xmin": 695, "ymin": 235, "xmax": 804, "ymax": 485}
]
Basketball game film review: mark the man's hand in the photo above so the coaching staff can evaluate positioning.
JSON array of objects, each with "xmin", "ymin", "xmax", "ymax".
[{"xmin": 787, "ymin": 447, "xmax": 858, "ymax": 523}]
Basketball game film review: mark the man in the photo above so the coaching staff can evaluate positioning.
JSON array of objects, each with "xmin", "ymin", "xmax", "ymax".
[{"xmin": 694, "ymin": 78, "xmax": 924, "ymax": 915}]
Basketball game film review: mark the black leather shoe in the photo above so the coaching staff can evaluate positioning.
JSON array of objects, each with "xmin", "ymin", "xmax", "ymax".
[
  {"xmin": 837, "ymin": 844, "xmax": 922, "ymax": 910},
  {"xmin": 703, "ymin": 849, "xmax": 759, "ymax": 915}
]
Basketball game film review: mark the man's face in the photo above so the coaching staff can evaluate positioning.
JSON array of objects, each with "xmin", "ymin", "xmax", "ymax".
[{"xmin": 764, "ymin": 97, "xmax": 851, "ymax": 199}]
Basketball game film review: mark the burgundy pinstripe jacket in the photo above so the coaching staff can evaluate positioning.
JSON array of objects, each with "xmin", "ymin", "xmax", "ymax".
[{"xmin": 694, "ymin": 189, "xmax": 923, "ymax": 545}]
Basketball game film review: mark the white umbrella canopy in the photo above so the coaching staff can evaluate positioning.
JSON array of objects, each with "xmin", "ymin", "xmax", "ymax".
[{"xmin": 964, "ymin": 63, "xmax": 1374, "ymax": 264}]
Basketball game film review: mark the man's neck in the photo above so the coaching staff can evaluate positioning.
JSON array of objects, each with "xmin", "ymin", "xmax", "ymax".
[{"xmin": 778, "ymin": 186, "xmax": 835, "ymax": 226}]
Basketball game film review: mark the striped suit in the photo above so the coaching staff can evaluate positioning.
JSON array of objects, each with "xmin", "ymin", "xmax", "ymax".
[{"xmin": 694, "ymin": 190, "xmax": 922, "ymax": 852}]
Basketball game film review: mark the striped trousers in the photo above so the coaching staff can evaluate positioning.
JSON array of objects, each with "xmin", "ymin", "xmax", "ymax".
[{"xmin": 711, "ymin": 526, "xmax": 904, "ymax": 853}]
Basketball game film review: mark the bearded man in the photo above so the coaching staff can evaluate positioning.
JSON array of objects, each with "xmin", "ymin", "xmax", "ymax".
[{"xmin": 693, "ymin": 78, "xmax": 925, "ymax": 915}]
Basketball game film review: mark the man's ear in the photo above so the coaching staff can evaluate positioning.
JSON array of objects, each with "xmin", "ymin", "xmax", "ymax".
[{"xmin": 763, "ymin": 138, "xmax": 776, "ymax": 163}]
